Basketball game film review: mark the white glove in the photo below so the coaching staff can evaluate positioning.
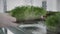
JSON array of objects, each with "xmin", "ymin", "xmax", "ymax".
[{"xmin": 0, "ymin": 13, "xmax": 18, "ymax": 27}]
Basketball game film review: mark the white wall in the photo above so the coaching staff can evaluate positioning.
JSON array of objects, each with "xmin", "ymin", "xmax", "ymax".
[
  {"xmin": 0, "ymin": 0, "xmax": 4, "ymax": 13},
  {"xmin": 57, "ymin": 0, "xmax": 60, "ymax": 11},
  {"xmin": 1, "ymin": 0, "xmax": 60, "ymax": 12},
  {"xmin": 47, "ymin": 0, "xmax": 57, "ymax": 11},
  {"xmin": 0, "ymin": 0, "xmax": 42, "ymax": 12},
  {"xmin": 7, "ymin": 0, "xmax": 59, "ymax": 11},
  {"xmin": 7, "ymin": 0, "xmax": 25, "ymax": 11},
  {"xmin": 7, "ymin": 0, "xmax": 42, "ymax": 11},
  {"xmin": 32, "ymin": 0, "xmax": 42, "ymax": 7}
]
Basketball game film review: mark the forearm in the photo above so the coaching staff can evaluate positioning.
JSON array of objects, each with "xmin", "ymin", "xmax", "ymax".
[{"xmin": 0, "ymin": 13, "xmax": 19, "ymax": 28}]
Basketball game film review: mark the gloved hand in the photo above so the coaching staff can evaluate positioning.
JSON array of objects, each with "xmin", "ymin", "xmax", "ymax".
[{"xmin": 0, "ymin": 13, "xmax": 19, "ymax": 27}]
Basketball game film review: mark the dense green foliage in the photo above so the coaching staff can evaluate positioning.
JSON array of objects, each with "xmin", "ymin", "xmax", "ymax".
[
  {"xmin": 45, "ymin": 13, "xmax": 60, "ymax": 31},
  {"xmin": 46, "ymin": 13, "xmax": 60, "ymax": 26},
  {"xmin": 9, "ymin": 6, "xmax": 46, "ymax": 21}
]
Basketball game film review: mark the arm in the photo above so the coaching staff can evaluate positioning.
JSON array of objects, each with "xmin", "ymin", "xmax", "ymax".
[{"xmin": 0, "ymin": 13, "xmax": 19, "ymax": 27}]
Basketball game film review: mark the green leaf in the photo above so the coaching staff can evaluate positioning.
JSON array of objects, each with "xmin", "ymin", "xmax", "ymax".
[{"xmin": 9, "ymin": 6, "xmax": 46, "ymax": 21}]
